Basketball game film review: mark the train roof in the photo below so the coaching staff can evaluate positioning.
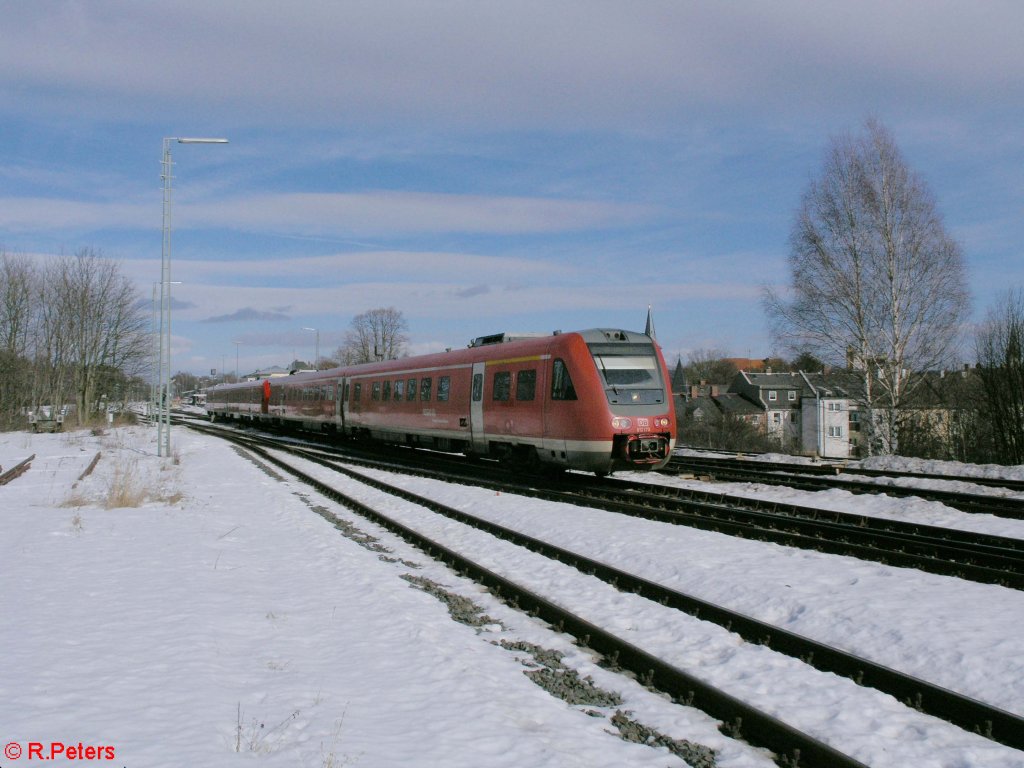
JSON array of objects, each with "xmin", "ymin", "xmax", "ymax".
[
  {"xmin": 470, "ymin": 328, "xmax": 653, "ymax": 347},
  {"xmin": 206, "ymin": 328, "xmax": 658, "ymax": 391}
]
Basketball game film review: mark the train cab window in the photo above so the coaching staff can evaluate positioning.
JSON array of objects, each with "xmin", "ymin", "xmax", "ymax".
[
  {"xmin": 406, "ymin": 379, "xmax": 417, "ymax": 401},
  {"xmin": 493, "ymin": 371, "xmax": 512, "ymax": 401},
  {"xmin": 353, "ymin": 382, "xmax": 361, "ymax": 402},
  {"xmin": 472, "ymin": 373, "xmax": 483, "ymax": 402},
  {"xmin": 382, "ymin": 381, "xmax": 391, "ymax": 401},
  {"xmin": 394, "ymin": 379, "xmax": 405, "ymax": 400},
  {"xmin": 516, "ymin": 369, "xmax": 536, "ymax": 401},
  {"xmin": 372, "ymin": 382, "xmax": 381, "ymax": 401},
  {"xmin": 551, "ymin": 359, "xmax": 577, "ymax": 401},
  {"xmin": 419, "ymin": 377, "xmax": 432, "ymax": 401}
]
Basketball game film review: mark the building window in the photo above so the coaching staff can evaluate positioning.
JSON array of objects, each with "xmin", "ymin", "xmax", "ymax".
[
  {"xmin": 788, "ymin": 391, "xmax": 796, "ymax": 401},
  {"xmin": 768, "ymin": 390, "xmax": 777, "ymax": 401},
  {"xmin": 828, "ymin": 426, "xmax": 844, "ymax": 437}
]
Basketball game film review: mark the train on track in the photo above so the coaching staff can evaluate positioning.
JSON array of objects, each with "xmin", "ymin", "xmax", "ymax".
[{"xmin": 205, "ymin": 327, "xmax": 676, "ymax": 475}]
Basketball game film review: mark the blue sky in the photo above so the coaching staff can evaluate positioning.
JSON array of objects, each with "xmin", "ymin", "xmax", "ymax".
[{"xmin": 2, "ymin": 2, "xmax": 1023, "ymax": 375}]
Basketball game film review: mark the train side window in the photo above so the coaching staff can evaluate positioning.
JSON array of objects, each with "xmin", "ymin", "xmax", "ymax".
[
  {"xmin": 419, "ymin": 377, "xmax": 432, "ymax": 401},
  {"xmin": 394, "ymin": 379, "xmax": 405, "ymax": 400},
  {"xmin": 437, "ymin": 375, "xmax": 450, "ymax": 402},
  {"xmin": 382, "ymin": 381, "xmax": 391, "ymax": 401},
  {"xmin": 551, "ymin": 359, "xmax": 577, "ymax": 401},
  {"xmin": 353, "ymin": 383, "xmax": 361, "ymax": 401},
  {"xmin": 406, "ymin": 379, "xmax": 417, "ymax": 401},
  {"xmin": 493, "ymin": 371, "xmax": 511, "ymax": 401},
  {"xmin": 472, "ymin": 373, "xmax": 483, "ymax": 402},
  {"xmin": 372, "ymin": 382, "xmax": 381, "ymax": 401},
  {"xmin": 516, "ymin": 369, "xmax": 536, "ymax": 401}
]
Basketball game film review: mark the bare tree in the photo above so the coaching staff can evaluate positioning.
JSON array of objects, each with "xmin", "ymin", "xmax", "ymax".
[
  {"xmin": 683, "ymin": 348, "xmax": 738, "ymax": 384},
  {"xmin": 336, "ymin": 307, "xmax": 409, "ymax": 364},
  {"xmin": 975, "ymin": 288, "xmax": 1024, "ymax": 464},
  {"xmin": 764, "ymin": 119, "xmax": 969, "ymax": 454},
  {"xmin": 0, "ymin": 251, "xmax": 38, "ymax": 423},
  {"xmin": 35, "ymin": 250, "xmax": 148, "ymax": 424}
]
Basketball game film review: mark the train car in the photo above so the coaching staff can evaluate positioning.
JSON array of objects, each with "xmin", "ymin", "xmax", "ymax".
[{"xmin": 206, "ymin": 328, "xmax": 675, "ymax": 475}]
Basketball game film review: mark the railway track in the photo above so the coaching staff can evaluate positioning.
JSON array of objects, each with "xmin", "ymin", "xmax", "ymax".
[
  {"xmin": 189, "ymin": 418, "xmax": 1024, "ymax": 590},
  {"xmin": 185, "ymin": 420, "xmax": 1024, "ymax": 762},
  {"xmin": 0, "ymin": 454, "xmax": 34, "ymax": 486},
  {"xmin": 667, "ymin": 455, "xmax": 1024, "ymax": 519}
]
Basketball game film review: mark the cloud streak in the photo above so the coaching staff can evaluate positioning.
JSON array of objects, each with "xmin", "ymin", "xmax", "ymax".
[
  {"xmin": 2, "ymin": 3, "xmax": 1022, "ymax": 129},
  {"xmin": 202, "ymin": 307, "xmax": 293, "ymax": 324},
  {"xmin": 0, "ymin": 191, "xmax": 651, "ymax": 238}
]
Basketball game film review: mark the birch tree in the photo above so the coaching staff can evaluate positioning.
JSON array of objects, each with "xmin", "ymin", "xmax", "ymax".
[{"xmin": 764, "ymin": 119, "xmax": 969, "ymax": 454}]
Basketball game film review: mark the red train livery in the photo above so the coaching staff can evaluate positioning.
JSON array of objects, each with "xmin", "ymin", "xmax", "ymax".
[{"xmin": 205, "ymin": 328, "xmax": 676, "ymax": 475}]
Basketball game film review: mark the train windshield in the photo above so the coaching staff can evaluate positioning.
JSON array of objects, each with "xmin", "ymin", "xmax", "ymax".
[{"xmin": 589, "ymin": 344, "xmax": 666, "ymax": 405}]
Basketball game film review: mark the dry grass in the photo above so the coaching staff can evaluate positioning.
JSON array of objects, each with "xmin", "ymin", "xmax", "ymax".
[{"xmin": 104, "ymin": 460, "xmax": 147, "ymax": 509}]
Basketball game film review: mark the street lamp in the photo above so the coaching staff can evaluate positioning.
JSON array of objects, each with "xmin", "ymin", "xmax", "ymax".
[
  {"xmin": 233, "ymin": 340, "xmax": 242, "ymax": 381},
  {"xmin": 303, "ymin": 327, "xmax": 320, "ymax": 369},
  {"xmin": 158, "ymin": 136, "xmax": 228, "ymax": 458},
  {"xmin": 151, "ymin": 280, "xmax": 179, "ymax": 422}
]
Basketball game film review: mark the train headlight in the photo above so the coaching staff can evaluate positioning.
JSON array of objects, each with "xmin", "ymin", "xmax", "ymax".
[
  {"xmin": 611, "ymin": 417, "xmax": 632, "ymax": 430},
  {"xmin": 656, "ymin": 417, "xmax": 670, "ymax": 427}
]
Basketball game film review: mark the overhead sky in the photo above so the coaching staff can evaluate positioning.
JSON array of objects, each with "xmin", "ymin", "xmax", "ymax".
[{"xmin": 2, "ymin": 2, "xmax": 1023, "ymax": 376}]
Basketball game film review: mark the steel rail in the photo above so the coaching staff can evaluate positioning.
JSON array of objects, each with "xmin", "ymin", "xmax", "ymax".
[
  {"xmin": 670, "ymin": 454, "xmax": 1024, "ymax": 494},
  {"xmin": 228, "ymin": 437, "xmax": 870, "ymax": 768},
  {"xmin": 183, "ymin": 419, "xmax": 1024, "ymax": 588},
  {"xmin": 300, "ymin": 447, "xmax": 1024, "ymax": 752},
  {"xmin": 187, "ymin": 422, "xmax": 1024, "ymax": 753},
  {"xmin": 0, "ymin": 454, "xmax": 35, "ymax": 486},
  {"xmin": 668, "ymin": 457, "xmax": 1024, "ymax": 519}
]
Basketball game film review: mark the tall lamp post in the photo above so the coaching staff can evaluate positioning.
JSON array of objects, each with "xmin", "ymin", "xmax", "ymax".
[
  {"xmin": 159, "ymin": 136, "xmax": 228, "ymax": 458},
  {"xmin": 303, "ymin": 327, "xmax": 319, "ymax": 369},
  {"xmin": 233, "ymin": 340, "xmax": 242, "ymax": 381},
  {"xmin": 151, "ymin": 280, "xmax": 179, "ymax": 421}
]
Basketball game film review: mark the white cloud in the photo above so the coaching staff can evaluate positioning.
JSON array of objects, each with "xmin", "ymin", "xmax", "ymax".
[
  {"xmin": 4, "ymin": 3, "xmax": 1022, "ymax": 128},
  {"xmin": 0, "ymin": 191, "xmax": 651, "ymax": 238}
]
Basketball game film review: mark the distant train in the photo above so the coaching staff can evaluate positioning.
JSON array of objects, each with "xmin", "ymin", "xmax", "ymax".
[{"xmin": 205, "ymin": 328, "xmax": 676, "ymax": 475}]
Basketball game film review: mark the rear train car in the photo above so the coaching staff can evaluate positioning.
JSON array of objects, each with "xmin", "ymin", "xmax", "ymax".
[{"xmin": 206, "ymin": 328, "xmax": 675, "ymax": 474}]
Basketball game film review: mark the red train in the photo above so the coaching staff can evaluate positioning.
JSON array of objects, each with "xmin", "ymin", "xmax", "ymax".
[{"xmin": 205, "ymin": 328, "xmax": 676, "ymax": 475}]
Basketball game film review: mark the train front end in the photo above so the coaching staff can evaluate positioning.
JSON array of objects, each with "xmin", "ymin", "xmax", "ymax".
[{"xmin": 582, "ymin": 329, "xmax": 676, "ymax": 472}]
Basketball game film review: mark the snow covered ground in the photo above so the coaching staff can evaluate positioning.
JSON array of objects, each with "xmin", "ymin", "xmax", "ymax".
[{"xmin": 2, "ymin": 425, "xmax": 1023, "ymax": 767}]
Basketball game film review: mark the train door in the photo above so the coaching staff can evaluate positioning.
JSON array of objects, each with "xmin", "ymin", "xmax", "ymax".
[
  {"xmin": 261, "ymin": 379, "xmax": 271, "ymax": 415},
  {"xmin": 336, "ymin": 376, "xmax": 346, "ymax": 432},
  {"xmin": 470, "ymin": 362, "xmax": 486, "ymax": 453}
]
